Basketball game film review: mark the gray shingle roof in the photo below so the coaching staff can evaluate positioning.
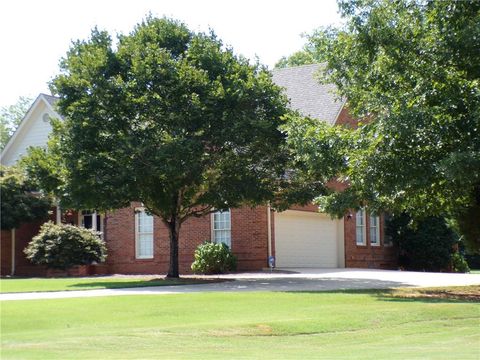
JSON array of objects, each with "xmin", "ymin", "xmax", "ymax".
[
  {"xmin": 37, "ymin": 65, "xmax": 345, "ymax": 124},
  {"xmin": 272, "ymin": 64, "xmax": 344, "ymax": 125},
  {"xmin": 40, "ymin": 93, "xmax": 59, "ymax": 107}
]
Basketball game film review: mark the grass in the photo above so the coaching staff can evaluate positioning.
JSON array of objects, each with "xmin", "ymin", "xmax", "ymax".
[
  {"xmin": 0, "ymin": 276, "xmax": 216, "ymax": 293},
  {"xmin": 1, "ymin": 287, "xmax": 479, "ymax": 359}
]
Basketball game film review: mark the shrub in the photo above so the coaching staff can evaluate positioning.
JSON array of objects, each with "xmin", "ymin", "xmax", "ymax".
[
  {"xmin": 451, "ymin": 253, "xmax": 470, "ymax": 273},
  {"xmin": 386, "ymin": 214, "xmax": 457, "ymax": 272},
  {"xmin": 24, "ymin": 222, "xmax": 107, "ymax": 270},
  {"xmin": 191, "ymin": 241, "xmax": 237, "ymax": 274}
]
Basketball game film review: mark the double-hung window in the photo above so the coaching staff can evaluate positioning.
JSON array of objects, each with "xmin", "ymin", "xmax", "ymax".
[
  {"xmin": 135, "ymin": 209, "xmax": 154, "ymax": 259},
  {"xmin": 369, "ymin": 214, "xmax": 380, "ymax": 246},
  {"xmin": 212, "ymin": 209, "xmax": 231, "ymax": 248},
  {"xmin": 356, "ymin": 208, "xmax": 366, "ymax": 245}
]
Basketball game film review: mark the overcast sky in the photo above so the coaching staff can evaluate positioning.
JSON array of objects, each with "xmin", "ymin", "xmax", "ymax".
[{"xmin": 0, "ymin": 0, "xmax": 341, "ymax": 108}]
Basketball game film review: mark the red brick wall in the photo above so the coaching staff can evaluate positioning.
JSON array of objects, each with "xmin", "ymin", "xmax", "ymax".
[
  {"xmin": 103, "ymin": 204, "xmax": 269, "ymax": 275},
  {"xmin": 2, "ymin": 220, "xmax": 51, "ymax": 276},
  {"xmin": 344, "ymin": 212, "xmax": 397, "ymax": 269},
  {"xmin": 334, "ymin": 107, "xmax": 358, "ymax": 128},
  {"xmin": 1, "ymin": 230, "xmax": 12, "ymax": 276},
  {"xmin": 231, "ymin": 206, "xmax": 269, "ymax": 271}
]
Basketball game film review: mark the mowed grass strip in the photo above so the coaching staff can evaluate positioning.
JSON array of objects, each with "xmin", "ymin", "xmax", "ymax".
[
  {"xmin": 0, "ymin": 276, "xmax": 216, "ymax": 293},
  {"xmin": 2, "ymin": 289, "xmax": 479, "ymax": 359}
]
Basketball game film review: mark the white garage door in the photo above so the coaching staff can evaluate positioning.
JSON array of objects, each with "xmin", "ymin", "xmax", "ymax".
[{"xmin": 274, "ymin": 210, "xmax": 339, "ymax": 268}]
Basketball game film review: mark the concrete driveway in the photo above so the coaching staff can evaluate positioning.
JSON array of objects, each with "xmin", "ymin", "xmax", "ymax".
[{"xmin": 1, "ymin": 268, "xmax": 479, "ymax": 301}]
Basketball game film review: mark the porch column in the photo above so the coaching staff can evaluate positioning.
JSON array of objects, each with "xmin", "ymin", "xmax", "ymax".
[
  {"xmin": 267, "ymin": 204, "xmax": 272, "ymax": 258},
  {"xmin": 56, "ymin": 205, "xmax": 62, "ymax": 225},
  {"xmin": 92, "ymin": 211, "xmax": 97, "ymax": 231}
]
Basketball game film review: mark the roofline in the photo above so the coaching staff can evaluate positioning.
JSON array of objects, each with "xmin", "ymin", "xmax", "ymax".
[
  {"xmin": 1, "ymin": 94, "xmax": 61, "ymax": 161},
  {"xmin": 332, "ymin": 99, "xmax": 348, "ymax": 125}
]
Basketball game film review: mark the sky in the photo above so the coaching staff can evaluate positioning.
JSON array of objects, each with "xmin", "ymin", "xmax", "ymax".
[{"xmin": 0, "ymin": 0, "xmax": 341, "ymax": 108}]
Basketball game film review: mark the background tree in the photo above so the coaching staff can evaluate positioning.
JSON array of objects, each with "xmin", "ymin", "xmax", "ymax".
[
  {"xmin": 0, "ymin": 96, "xmax": 33, "ymax": 150},
  {"xmin": 282, "ymin": 0, "xmax": 480, "ymax": 252},
  {"xmin": 386, "ymin": 214, "xmax": 458, "ymax": 272},
  {"xmin": 40, "ymin": 17, "xmax": 298, "ymax": 278},
  {"xmin": 275, "ymin": 29, "xmax": 329, "ymax": 68},
  {"xmin": 0, "ymin": 166, "xmax": 51, "ymax": 231}
]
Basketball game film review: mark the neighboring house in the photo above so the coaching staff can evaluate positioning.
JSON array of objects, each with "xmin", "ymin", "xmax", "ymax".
[{"xmin": 0, "ymin": 64, "xmax": 397, "ymax": 276}]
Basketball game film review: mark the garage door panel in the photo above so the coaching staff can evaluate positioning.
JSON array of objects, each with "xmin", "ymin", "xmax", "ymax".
[{"xmin": 275, "ymin": 210, "xmax": 338, "ymax": 268}]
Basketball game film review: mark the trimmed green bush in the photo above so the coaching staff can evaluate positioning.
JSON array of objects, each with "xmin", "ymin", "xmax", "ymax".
[
  {"xmin": 451, "ymin": 253, "xmax": 470, "ymax": 273},
  {"xmin": 191, "ymin": 241, "xmax": 237, "ymax": 274},
  {"xmin": 24, "ymin": 222, "xmax": 107, "ymax": 270}
]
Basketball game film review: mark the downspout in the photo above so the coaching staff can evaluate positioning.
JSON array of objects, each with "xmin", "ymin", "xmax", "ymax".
[
  {"xmin": 267, "ymin": 204, "xmax": 272, "ymax": 258},
  {"xmin": 11, "ymin": 228, "xmax": 16, "ymax": 276}
]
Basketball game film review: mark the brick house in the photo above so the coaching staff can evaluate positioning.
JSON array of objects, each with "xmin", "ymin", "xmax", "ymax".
[{"xmin": 0, "ymin": 64, "xmax": 397, "ymax": 276}]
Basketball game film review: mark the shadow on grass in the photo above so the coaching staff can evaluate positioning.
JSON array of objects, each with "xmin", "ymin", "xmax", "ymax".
[
  {"xmin": 285, "ymin": 286, "xmax": 480, "ymax": 304},
  {"xmin": 67, "ymin": 278, "xmax": 226, "ymax": 290}
]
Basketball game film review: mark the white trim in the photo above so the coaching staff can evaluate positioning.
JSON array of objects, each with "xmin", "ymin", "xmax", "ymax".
[
  {"xmin": 369, "ymin": 214, "xmax": 380, "ymax": 246},
  {"xmin": 1, "ymin": 94, "xmax": 61, "ymax": 159},
  {"xmin": 56, "ymin": 205, "xmax": 62, "ymax": 225},
  {"xmin": 212, "ymin": 209, "xmax": 231, "ymax": 248},
  {"xmin": 135, "ymin": 209, "xmax": 154, "ymax": 259},
  {"xmin": 79, "ymin": 210, "xmax": 104, "ymax": 238},
  {"xmin": 332, "ymin": 100, "xmax": 347, "ymax": 126},
  {"xmin": 355, "ymin": 208, "xmax": 367, "ymax": 246},
  {"xmin": 92, "ymin": 211, "xmax": 97, "ymax": 232}
]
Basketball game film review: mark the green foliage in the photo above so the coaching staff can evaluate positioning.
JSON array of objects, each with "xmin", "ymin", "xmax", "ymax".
[
  {"xmin": 281, "ymin": 1, "xmax": 480, "ymax": 250},
  {"xmin": 386, "ymin": 214, "xmax": 457, "ymax": 272},
  {"xmin": 24, "ymin": 222, "xmax": 107, "ymax": 270},
  {"xmin": 21, "ymin": 119, "xmax": 70, "ymax": 206},
  {"xmin": 0, "ymin": 96, "xmax": 33, "ymax": 150},
  {"xmin": 450, "ymin": 253, "xmax": 470, "ymax": 273},
  {"xmin": 0, "ymin": 166, "xmax": 51, "ymax": 230},
  {"xmin": 191, "ymin": 241, "xmax": 237, "ymax": 274},
  {"xmin": 37, "ymin": 16, "xmax": 295, "ymax": 277},
  {"xmin": 275, "ymin": 29, "xmax": 332, "ymax": 68}
]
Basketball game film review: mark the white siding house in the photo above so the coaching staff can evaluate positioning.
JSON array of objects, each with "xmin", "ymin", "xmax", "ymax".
[{"xmin": 1, "ymin": 94, "xmax": 60, "ymax": 166}]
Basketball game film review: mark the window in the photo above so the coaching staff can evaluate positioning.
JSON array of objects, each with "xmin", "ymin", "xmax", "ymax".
[
  {"xmin": 135, "ymin": 209, "xmax": 154, "ymax": 259},
  {"xmin": 212, "ymin": 209, "xmax": 231, "ymax": 248},
  {"xmin": 370, "ymin": 214, "xmax": 380, "ymax": 246},
  {"xmin": 356, "ymin": 208, "xmax": 366, "ymax": 245},
  {"xmin": 80, "ymin": 210, "xmax": 102, "ymax": 233},
  {"xmin": 383, "ymin": 214, "xmax": 393, "ymax": 246}
]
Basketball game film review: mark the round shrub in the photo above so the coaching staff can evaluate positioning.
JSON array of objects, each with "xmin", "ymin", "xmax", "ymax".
[
  {"xmin": 191, "ymin": 241, "xmax": 237, "ymax": 274},
  {"xmin": 24, "ymin": 222, "xmax": 107, "ymax": 270}
]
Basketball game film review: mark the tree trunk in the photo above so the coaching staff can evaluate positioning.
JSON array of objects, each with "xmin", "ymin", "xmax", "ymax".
[{"xmin": 167, "ymin": 217, "xmax": 181, "ymax": 278}]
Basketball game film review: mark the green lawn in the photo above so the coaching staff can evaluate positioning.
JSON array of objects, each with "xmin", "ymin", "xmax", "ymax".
[
  {"xmin": 0, "ymin": 276, "xmax": 212, "ymax": 293},
  {"xmin": 1, "ymin": 290, "xmax": 479, "ymax": 359}
]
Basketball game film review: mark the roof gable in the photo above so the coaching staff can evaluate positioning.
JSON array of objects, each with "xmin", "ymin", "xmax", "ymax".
[{"xmin": 0, "ymin": 94, "xmax": 61, "ymax": 166}]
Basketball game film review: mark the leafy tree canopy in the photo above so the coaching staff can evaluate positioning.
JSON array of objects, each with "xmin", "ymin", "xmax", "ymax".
[
  {"xmin": 27, "ymin": 17, "xmax": 315, "ymax": 277},
  {"xmin": 282, "ymin": 0, "xmax": 480, "ymax": 251},
  {"xmin": 0, "ymin": 96, "xmax": 33, "ymax": 150},
  {"xmin": 275, "ymin": 29, "xmax": 330, "ymax": 68},
  {"xmin": 0, "ymin": 166, "xmax": 51, "ymax": 230}
]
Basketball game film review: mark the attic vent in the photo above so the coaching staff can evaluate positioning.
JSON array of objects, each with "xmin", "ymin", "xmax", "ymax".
[{"xmin": 42, "ymin": 113, "xmax": 50, "ymax": 123}]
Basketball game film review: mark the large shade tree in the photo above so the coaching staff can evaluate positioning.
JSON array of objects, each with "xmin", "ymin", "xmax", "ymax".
[
  {"xmin": 282, "ymin": 0, "xmax": 480, "ymax": 251},
  {"xmin": 33, "ymin": 17, "xmax": 307, "ymax": 277}
]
